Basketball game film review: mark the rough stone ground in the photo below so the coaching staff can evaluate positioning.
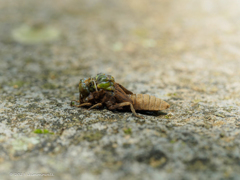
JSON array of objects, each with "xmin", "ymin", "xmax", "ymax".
[{"xmin": 1, "ymin": 0, "xmax": 240, "ymax": 179}]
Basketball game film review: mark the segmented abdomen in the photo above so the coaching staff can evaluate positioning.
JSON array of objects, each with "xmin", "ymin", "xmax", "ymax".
[{"xmin": 128, "ymin": 94, "xmax": 170, "ymax": 111}]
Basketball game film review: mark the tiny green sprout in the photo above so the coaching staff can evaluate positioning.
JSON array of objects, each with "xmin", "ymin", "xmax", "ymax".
[
  {"xmin": 123, "ymin": 128, "xmax": 132, "ymax": 135},
  {"xmin": 165, "ymin": 114, "xmax": 173, "ymax": 119},
  {"xmin": 34, "ymin": 129, "xmax": 54, "ymax": 134},
  {"xmin": 167, "ymin": 93, "xmax": 178, "ymax": 97},
  {"xmin": 34, "ymin": 129, "xmax": 42, "ymax": 134},
  {"xmin": 43, "ymin": 129, "xmax": 49, "ymax": 134}
]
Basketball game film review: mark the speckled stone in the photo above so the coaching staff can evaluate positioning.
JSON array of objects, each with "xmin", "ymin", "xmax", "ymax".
[{"xmin": 1, "ymin": 0, "xmax": 240, "ymax": 180}]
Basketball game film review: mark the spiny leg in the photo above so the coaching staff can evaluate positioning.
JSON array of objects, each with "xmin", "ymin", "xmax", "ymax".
[
  {"xmin": 71, "ymin": 100, "xmax": 80, "ymax": 103},
  {"xmin": 71, "ymin": 102, "xmax": 92, "ymax": 108},
  {"xmin": 88, "ymin": 103, "xmax": 102, "ymax": 110},
  {"xmin": 108, "ymin": 102, "xmax": 144, "ymax": 119}
]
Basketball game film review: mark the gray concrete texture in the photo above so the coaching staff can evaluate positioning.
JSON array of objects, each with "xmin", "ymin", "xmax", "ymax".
[{"xmin": 1, "ymin": 0, "xmax": 240, "ymax": 179}]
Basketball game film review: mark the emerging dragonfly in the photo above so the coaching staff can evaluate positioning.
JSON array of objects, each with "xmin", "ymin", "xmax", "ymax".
[{"xmin": 71, "ymin": 73, "xmax": 170, "ymax": 118}]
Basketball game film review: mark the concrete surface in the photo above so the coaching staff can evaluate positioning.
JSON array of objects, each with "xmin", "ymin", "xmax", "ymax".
[{"xmin": 1, "ymin": 0, "xmax": 240, "ymax": 179}]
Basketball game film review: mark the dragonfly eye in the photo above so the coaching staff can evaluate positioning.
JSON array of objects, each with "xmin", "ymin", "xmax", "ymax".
[{"xmin": 79, "ymin": 79, "xmax": 91, "ymax": 98}]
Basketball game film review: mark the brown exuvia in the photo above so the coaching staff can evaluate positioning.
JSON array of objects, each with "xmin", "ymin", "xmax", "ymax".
[
  {"xmin": 127, "ymin": 94, "xmax": 170, "ymax": 111},
  {"xmin": 71, "ymin": 74, "xmax": 170, "ymax": 118}
]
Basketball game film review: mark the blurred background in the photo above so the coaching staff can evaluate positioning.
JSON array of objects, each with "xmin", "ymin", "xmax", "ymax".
[{"xmin": 1, "ymin": 0, "xmax": 240, "ymax": 99}]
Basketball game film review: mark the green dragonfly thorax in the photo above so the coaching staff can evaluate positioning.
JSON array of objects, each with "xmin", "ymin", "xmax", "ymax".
[
  {"xmin": 78, "ymin": 73, "xmax": 115, "ymax": 100},
  {"xmin": 95, "ymin": 73, "xmax": 115, "ymax": 91}
]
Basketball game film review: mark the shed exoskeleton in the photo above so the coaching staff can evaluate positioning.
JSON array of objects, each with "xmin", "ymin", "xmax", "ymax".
[{"xmin": 71, "ymin": 73, "xmax": 170, "ymax": 118}]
